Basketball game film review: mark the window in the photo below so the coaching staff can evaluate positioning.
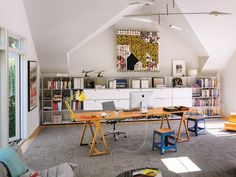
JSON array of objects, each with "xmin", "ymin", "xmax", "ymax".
[
  {"xmin": 8, "ymin": 36, "xmax": 20, "ymax": 50},
  {"xmin": 8, "ymin": 52, "xmax": 20, "ymax": 141}
]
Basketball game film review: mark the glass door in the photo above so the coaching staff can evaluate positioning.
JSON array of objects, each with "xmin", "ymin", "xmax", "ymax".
[{"xmin": 8, "ymin": 52, "xmax": 20, "ymax": 141}]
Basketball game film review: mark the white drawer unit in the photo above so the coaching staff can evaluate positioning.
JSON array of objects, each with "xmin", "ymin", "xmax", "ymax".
[
  {"xmin": 138, "ymin": 88, "xmax": 172, "ymax": 98},
  {"xmin": 153, "ymin": 98, "xmax": 172, "ymax": 107},
  {"xmin": 83, "ymin": 100, "xmax": 104, "ymax": 110},
  {"xmin": 154, "ymin": 88, "xmax": 172, "ymax": 98},
  {"xmin": 114, "ymin": 99, "xmax": 129, "ymax": 109},
  {"xmin": 83, "ymin": 88, "xmax": 192, "ymax": 111},
  {"xmin": 172, "ymin": 88, "xmax": 192, "ymax": 98},
  {"xmin": 172, "ymin": 98, "xmax": 192, "ymax": 107},
  {"xmin": 84, "ymin": 89, "xmax": 139, "ymax": 100}
]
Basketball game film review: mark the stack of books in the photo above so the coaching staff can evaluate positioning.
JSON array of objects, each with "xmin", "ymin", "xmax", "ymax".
[{"xmin": 116, "ymin": 79, "xmax": 127, "ymax": 88}]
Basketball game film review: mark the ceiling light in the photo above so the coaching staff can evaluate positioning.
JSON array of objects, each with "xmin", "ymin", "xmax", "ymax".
[
  {"xmin": 169, "ymin": 25, "xmax": 182, "ymax": 31},
  {"xmin": 131, "ymin": 17, "xmax": 182, "ymax": 30},
  {"xmin": 132, "ymin": 17, "xmax": 153, "ymax": 23},
  {"xmin": 209, "ymin": 11, "xmax": 232, "ymax": 16},
  {"xmin": 129, "ymin": 0, "xmax": 154, "ymax": 5}
]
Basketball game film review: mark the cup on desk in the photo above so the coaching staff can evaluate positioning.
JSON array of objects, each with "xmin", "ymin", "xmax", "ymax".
[{"xmin": 114, "ymin": 110, "xmax": 120, "ymax": 116}]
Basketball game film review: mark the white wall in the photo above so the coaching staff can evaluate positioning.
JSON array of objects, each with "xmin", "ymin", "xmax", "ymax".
[
  {"xmin": 0, "ymin": 0, "xmax": 39, "ymax": 141},
  {"xmin": 222, "ymin": 50, "xmax": 236, "ymax": 116},
  {"xmin": 69, "ymin": 26, "xmax": 199, "ymax": 77}
]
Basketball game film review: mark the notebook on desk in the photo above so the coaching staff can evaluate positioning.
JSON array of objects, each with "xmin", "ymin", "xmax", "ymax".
[
  {"xmin": 123, "ymin": 108, "xmax": 140, "ymax": 112},
  {"xmin": 163, "ymin": 106, "xmax": 189, "ymax": 112}
]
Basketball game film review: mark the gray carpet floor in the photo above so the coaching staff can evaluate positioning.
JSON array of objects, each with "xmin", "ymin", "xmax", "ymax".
[{"xmin": 25, "ymin": 119, "xmax": 236, "ymax": 177}]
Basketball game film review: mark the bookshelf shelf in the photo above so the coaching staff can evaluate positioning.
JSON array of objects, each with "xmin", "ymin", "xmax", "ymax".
[{"xmin": 192, "ymin": 76, "xmax": 221, "ymax": 118}]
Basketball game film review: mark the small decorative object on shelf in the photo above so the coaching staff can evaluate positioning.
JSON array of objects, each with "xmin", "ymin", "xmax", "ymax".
[
  {"xmin": 96, "ymin": 70, "xmax": 105, "ymax": 77},
  {"xmin": 116, "ymin": 79, "xmax": 128, "ymax": 88},
  {"xmin": 152, "ymin": 77, "xmax": 165, "ymax": 87},
  {"xmin": 82, "ymin": 70, "xmax": 94, "ymax": 77},
  {"xmin": 172, "ymin": 77, "xmax": 183, "ymax": 87},
  {"xmin": 85, "ymin": 79, "xmax": 95, "ymax": 88}
]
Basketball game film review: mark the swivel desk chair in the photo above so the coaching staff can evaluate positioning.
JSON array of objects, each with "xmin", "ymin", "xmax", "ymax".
[{"xmin": 102, "ymin": 101, "xmax": 127, "ymax": 141}]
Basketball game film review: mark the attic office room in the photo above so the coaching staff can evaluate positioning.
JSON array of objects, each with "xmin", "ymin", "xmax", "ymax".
[{"xmin": 1, "ymin": 0, "xmax": 236, "ymax": 176}]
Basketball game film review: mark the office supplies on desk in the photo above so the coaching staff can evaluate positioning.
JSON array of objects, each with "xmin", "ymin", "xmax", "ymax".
[{"xmin": 163, "ymin": 106, "xmax": 178, "ymax": 112}]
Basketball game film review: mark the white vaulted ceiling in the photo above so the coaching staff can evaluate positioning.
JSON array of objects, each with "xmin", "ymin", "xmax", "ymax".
[
  {"xmin": 175, "ymin": 0, "xmax": 236, "ymax": 73},
  {"xmin": 23, "ymin": 0, "xmax": 144, "ymax": 73},
  {"xmin": 23, "ymin": 0, "xmax": 236, "ymax": 74}
]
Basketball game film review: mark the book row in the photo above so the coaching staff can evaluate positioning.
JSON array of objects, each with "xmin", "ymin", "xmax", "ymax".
[
  {"xmin": 196, "ymin": 78, "xmax": 217, "ymax": 88},
  {"xmin": 47, "ymin": 80, "xmax": 72, "ymax": 89},
  {"xmin": 193, "ymin": 88, "xmax": 219, "ymax": 97},
  {"xmin": 192, "ymin": 98, "xmax": 219, "ymax": 107}
]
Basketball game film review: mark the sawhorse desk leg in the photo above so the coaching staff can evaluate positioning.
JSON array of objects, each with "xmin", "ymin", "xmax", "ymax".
[
  {"xmin": 80, "ymin": 121, "xmax": 94, "ymax": 146},
  {"xmin": 89, "ymin": 121, "xmax": 109, "ymax": 156},
  {"xmin": 80, "ymin": 120, "xmax": 109, "ymax": 156},
  {"xmin": 176, "ymin": 113, "xmax": 190, "ymax": 143},
  {"xmin": 160, "ymin": 114, "xmax": 171, "ymax": 129}
]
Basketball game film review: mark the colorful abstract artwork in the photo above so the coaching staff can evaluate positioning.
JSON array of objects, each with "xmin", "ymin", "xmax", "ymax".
[{"xmin": 117, "ymin": 30, "xmax": 159, "ymax": 72}]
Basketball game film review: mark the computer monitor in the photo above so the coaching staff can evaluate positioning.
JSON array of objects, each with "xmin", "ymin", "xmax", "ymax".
[{"xmin": 129, "ymin": 91, "xmax": 155, "ymax": 110}]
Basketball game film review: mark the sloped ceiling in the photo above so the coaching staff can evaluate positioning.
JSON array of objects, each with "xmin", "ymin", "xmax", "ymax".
[
  {"xmin": 175, "ymin": 0, "xmax": 236, "ymax": 73},
  {"xmin": 23, "ymin": 0, "xmax": 236, "ymax": 74},
  {"xmin": 23, "ymin": 0, "xmax": 142, "ymax": 73},
  {"xmin": 119, "ymin": 0, "xmax": 208, "ymax": 57}
]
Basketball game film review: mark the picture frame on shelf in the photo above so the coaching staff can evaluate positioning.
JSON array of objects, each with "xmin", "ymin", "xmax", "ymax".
[
  {"xmin": 28, "ymin": 61, "xmax": 38, "ymax": 111},
  {"xmin": 152, "ymin": 77, "xmax": 165, "ymax": 87},
  {"xmin": 172, "ymin": 59, "xmax": 186, "ymax": 77}
]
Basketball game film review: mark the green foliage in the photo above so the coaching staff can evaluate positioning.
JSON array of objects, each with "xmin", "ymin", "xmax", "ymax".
[
  {"xmin": 9, "ymin": 95, "xmax": 16, "ymax": 137},
  {"xmin": 9, "ymin": 58, "xmax": 16, "ymax": 138}
]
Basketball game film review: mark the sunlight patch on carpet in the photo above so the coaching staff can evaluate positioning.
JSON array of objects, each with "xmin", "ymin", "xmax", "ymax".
[{"xmin": 161, "ymin": 157, "xmax": 201, "ymax": 173}]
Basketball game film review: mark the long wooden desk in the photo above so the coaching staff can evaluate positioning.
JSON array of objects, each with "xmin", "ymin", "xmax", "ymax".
[{"xmin": 74, "ymin": 107, "xmax": 192, "ymax": 156}]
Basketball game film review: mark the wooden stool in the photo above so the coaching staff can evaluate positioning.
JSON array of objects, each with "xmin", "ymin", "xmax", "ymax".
[
  {"xmin": 187, "ymin": 116, "xmax": 206, "ymax": 136},
  {"xmin": 152, "ymin": 128, "xmax": 177, "ymax": 155}
]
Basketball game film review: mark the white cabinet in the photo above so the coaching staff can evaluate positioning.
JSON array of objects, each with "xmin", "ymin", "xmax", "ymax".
[
  {"xmin": 172, "ymin": 88, "xmax": 192, "ymax": 98},
  {"xmin": 114, "ymin": 100, "xmax": 129, "ymax": 109},
  {"xmin": 153, "ymin": 98, "xmax": 172, "ymax": 107},
  {"xmin": 83, "ymin": 89, "xmax": 133, "ymax": 110},
  {"xmin": 154, "ymin": 88, "xmax": 173, "ymax": 98},
  {"xmin": 84, "ymin": 100, "xmax": 103, "ymax": 110},
  {"xmin": 172, "ymin": 88, "xmax": 192, "ymax": 107},
  {"xmin": 173, "ymin": 98, "xmax": 192, "ymax": 107},
  {"xmin": 84, "ymin": 88, "xmax": 192, "ymax": 111}
]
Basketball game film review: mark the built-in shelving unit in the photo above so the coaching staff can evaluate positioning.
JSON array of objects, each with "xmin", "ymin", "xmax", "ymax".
[
  {"xmin": 41, "ymin": 75, "xmax": 221, "ymax": 125},
  {"xmin": 192, "ymin": 77, "xmax": 221, "ymax": 118}
]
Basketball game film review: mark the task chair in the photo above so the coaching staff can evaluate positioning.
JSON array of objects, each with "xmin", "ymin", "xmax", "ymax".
[{"xmin": 102, "ymin": 101, "xmax": 127, "ymax": 141}]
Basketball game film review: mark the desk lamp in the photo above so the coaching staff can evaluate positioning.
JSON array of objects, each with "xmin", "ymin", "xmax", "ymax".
[{"xmin": 65, "ymin": 90, "xmax": 87, "ymax": 121}]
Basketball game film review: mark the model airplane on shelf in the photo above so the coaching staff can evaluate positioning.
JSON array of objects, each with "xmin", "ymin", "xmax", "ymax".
[
  {"xmin": 82, "ymin": 70, "xmax": 94, "ymax": 77},
  {"xmin": 96, "ymin": 70, "xmax": 105, "ymax": 77}
]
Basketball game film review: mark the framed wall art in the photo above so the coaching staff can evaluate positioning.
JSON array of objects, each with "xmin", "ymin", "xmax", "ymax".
[
  {"xmin": 28, "ymin": 61, "xmax": 38, "ymax": 111},
  {"xmin": 172, "ymin": 59, "xmax": 186, "ymax": 77},
  {"xmin": 152, "ymin": 77, "xmax": 165, "ymax": 87},
  {"xmin": 117, "ymin": 30, "xmax": 160, "ymax": 72}
]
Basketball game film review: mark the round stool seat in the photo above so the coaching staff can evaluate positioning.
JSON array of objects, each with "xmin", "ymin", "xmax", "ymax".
[{"xmin": 116, "ymin": 167, "xmax": 162, "ymax": 177}]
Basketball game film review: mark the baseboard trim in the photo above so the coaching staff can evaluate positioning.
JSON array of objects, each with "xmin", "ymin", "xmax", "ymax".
[{"xmin": 20, "ymin": 126, "xmax": 42, "ymax": 153}]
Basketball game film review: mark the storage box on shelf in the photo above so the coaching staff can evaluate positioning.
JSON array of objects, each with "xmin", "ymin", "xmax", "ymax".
[{"xmin": 192, "ymin": 77, "xmax": 221, "ymax": 118}]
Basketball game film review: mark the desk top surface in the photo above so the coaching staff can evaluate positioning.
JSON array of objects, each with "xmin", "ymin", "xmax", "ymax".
[{"xmin": 74, "ymin": 107, "xmax": 194, "ymax": 122}]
